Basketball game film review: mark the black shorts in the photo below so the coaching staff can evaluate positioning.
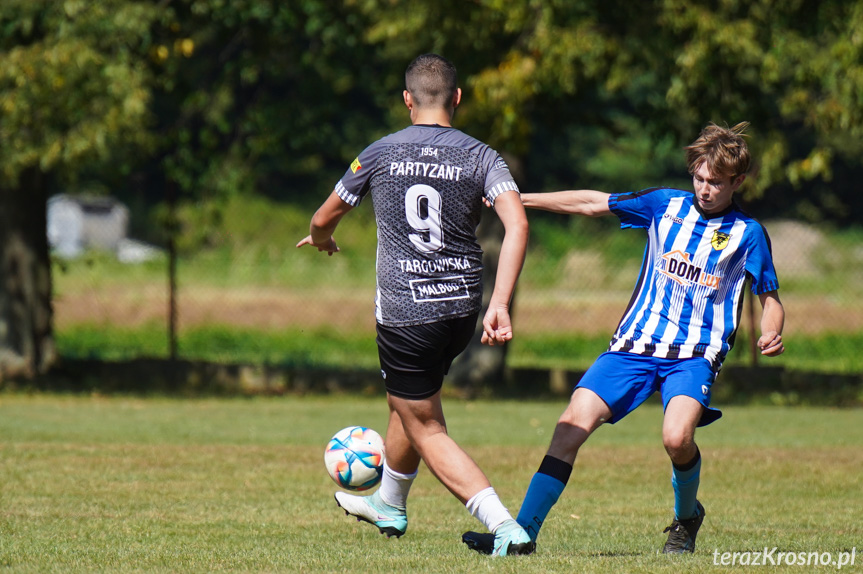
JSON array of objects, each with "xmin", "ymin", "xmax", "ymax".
[{"xmin": 376, "ymin": 313, "xmax": 479, "ymax": 400}]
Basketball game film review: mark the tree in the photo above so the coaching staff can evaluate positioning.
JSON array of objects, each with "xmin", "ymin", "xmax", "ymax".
[
  {"xmin": 657, "ymin": 0, "xmax": 863, "ymax": 222},
  {"xmin": 426, "ymin": 0, "xmax": 863, "ymax": 221},
  {"xmin": 144, "ymin": 0, "xmax": 384, "ymax": 231},
  {"xmin": 0, "ymin": 0, "xmax": 157, "ymax": 379}
]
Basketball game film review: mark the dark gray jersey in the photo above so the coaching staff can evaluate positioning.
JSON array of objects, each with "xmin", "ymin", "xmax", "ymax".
[{"xmin": 335, "ymin": 125, "xmax": 519, "ymax": 327}]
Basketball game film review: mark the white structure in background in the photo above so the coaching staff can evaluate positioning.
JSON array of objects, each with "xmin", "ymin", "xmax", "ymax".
[{"xmin": 47, "ymin": 194, "xmax": 163, "ymax": 263}]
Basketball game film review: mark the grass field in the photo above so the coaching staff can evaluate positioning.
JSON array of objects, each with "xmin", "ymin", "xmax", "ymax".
[{"xmin": 1, "ymin": 394, "xmax": 861, "ymax": 573}]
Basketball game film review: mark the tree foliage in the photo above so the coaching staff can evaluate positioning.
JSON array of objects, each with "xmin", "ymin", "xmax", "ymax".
[
  {"xmin": 377, "ymin": 0, "xmax": 863, "ymax": 223},
  {"xmin": 0, "ymin": 0, "xmax": 157, "ymax": 185},
  {"xmin": 4, "ymin": 0, "xmax": 859, "ymax": 225},
  {"xmin": 147, "ymin": 1, "xmax": 384, "ymax": 201}
]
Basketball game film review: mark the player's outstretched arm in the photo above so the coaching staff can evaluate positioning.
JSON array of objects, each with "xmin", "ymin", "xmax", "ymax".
[
  {"xmin": 481, "ymin": 189, "xmax": 528, "ymax": 346},
  {"xmin": 296, "ymin": 190, "xmax": 354, "ymax": 256},
  {"xmin": 757, "ymin": 290, "xmax": 785, "ymax": 356},
  {"xmin": 521, "ymin": 189, "xmax": 612, "ymax": 217}
]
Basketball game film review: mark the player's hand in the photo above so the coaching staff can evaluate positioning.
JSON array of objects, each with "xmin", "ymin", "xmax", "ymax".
[
  {"xmin": 482, "ymin": 197, "xmax": 494, "ymax": 210},
  {"xmin": 758, "ymin": 331, "xmax": 784, "ymax": 356},
  {"xmin": 296, "ymin": 235, "xmax": 340, "ymax": 256},
  {"xmin": 481, "ymin": 305, "xmax": 513, "ymax": 346}
]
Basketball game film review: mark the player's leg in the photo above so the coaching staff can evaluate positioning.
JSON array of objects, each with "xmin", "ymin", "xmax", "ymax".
[
  {"xmin": 333, "ymin": 321, "xmax": 432, "ymax": 539},
  {"xmin": 515, "ymin": 387, "xmax": 611, "ymax": 540},
  {"xmin": 660, "ymin": 395, "xmax": 705, "ymax": 553},
  {"xmin": 433, "ymin": 316, "xmax": 533, "ymax": 554},
  {"xmin": 387, "ymin": 391, "xmax": 485, "ymax": 501},
  {"xmin": 343, "ymin": 316, "xmax": 531, "ymax": 554},
  {"xmin": 334, "ymin": 405, "xmax": 418, "ymax": 538},
  {"xmin": 461, "ymin": 388, "xmax": 613, "ymax": 554},
  {"xmin": 463, "ymin": 352, "xmax": 659, "ymax": 554},
  {"xmin": 658, "ymin": 358, "xmax": 718, "ymax": 553},
  {"xmin": 663, "ymin": 395, "xmax": 703, "ymax": 518},
  {"xmin": 388, "ymin": 390, "xmax": 533, "ymax": 555},
  {"xmin": 517, "ymin": 352, "xmax": 660, "ymax": 542},
  {"xmin": 377, "ymin": 406, "xmax": 421, "ymax": 509}
]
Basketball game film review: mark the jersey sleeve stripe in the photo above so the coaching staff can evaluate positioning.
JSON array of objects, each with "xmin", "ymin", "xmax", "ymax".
[
  {"xmin": 335, "ymin": 179, "xmax": 361, "ymax": 207},
  {"xmin": 610, "ymin": 186, "xmax": 663, "ymax": 205},
  {"xmin": 487, "ymin": 181, "xmax": 519, "ymax": 203},
  {"xmin": 752, "ymin": 278, "xmax": 780, "ymax": 294}
]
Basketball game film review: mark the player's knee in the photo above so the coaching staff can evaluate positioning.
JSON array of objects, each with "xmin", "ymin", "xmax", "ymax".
[
  {"xmin": 560, "ymin": 388, "xmax": 610, "ymax": 427},
  {"xmin": 662, "ymin": 427, "xmax": 693, "ymax": 457},
  {"xmin": 556, "ymin": 409, "xmax": 596, "ymax": 434}
]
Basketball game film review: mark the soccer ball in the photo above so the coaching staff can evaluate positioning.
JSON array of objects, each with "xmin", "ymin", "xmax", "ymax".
[{"xmin": 324, "ymin": 426, "xmax": 385, "ymax": 491}]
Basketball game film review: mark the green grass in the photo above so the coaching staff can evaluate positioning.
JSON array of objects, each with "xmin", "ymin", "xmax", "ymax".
[
  {"xmin": 55, "ymin": 323, "xmax": 863, "ymax": 375},
  {"xmin": 511, "ymin": 329, "xmax": 863, "ymax": 374},
  {"xmin": 51, "ymin": 195, "xmax": 863, "ymax": 374},
  {"xmin": 1, "ymin": 394, "xmax": 860, "ymax": 573},
  {"xmin": 56, "ymin": 324, "xmax": 379, "ymax": 368}
]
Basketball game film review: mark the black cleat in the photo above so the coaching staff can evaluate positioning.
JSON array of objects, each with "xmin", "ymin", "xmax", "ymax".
[
  {"xmin": 662, "ymin": 500, "xmax": 705, "ymax": 554},
  {"xmin": 461, "ymin": 531, "xmax": 495, "ymax": 555}
]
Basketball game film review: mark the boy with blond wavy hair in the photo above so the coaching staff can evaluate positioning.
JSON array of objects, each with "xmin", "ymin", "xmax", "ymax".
[{"xmin": 464, "ymin": 122, "xmax": 785, "ymax": 555}]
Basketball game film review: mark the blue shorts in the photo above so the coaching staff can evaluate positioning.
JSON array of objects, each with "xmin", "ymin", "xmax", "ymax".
[{"xmin": 576, "ymin": 352, "xmax": 722, "ymax": 427}]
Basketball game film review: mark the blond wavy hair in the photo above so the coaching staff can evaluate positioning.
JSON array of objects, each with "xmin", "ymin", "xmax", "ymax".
[{"xmin": 685, "ymin": 122, "xmax": 751, "ymax": 179}]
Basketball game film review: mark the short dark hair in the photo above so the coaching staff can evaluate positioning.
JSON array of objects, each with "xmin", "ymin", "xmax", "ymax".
[{"xmin": 405, "ymin": 53, "xmax": 458, "ymax": 109}]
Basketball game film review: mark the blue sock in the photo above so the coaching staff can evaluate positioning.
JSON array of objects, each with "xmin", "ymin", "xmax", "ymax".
[
  {"xmin": 516, "ymin": 456, "xmax": 571, "ymax": 541},
  {"xmin": 671, "ymin": 450, "xmax": 701, "ymax": 520}
]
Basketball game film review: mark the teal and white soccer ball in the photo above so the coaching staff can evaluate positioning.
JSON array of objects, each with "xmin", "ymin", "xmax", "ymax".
[{"xmin": 324, "ymin": 426, "xmax": 384, "ymax": 491}]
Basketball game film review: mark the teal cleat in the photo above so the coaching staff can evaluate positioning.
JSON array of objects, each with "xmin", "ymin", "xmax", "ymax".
[
  {"xmin": 334, "ymin": 490, "xmax": 407, "ymax": 538},
  {"xmin": 491, "ymin": 519, "xmax": 536, "ymax": 557}
]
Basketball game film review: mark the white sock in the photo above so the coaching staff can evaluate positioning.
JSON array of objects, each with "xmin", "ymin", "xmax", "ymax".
[
  {"xmin": 377, "ymin": 462, "xmax": 417, "ymax": 509},
  {"xmin": 465, "ymin": 486, "xmax": 514, "ymax": 533}
]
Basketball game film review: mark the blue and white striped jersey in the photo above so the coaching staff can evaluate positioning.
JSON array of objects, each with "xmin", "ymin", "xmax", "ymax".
[
  {"xmin": 607, "ymin": 187, "xmax": 779, "ymax": 370},
  {"xmin": 335, "ymin": 124, "xmax": 519, "ymax": 327}
]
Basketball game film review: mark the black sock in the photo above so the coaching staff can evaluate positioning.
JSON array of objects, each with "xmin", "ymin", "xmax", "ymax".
[
  {"xmin": 537, "ymin": 455, "xmax": 573, "ymax": 485},
  {"xmin": 672, "ymin": 447, "xmax": 701, "ymax": 472}
]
